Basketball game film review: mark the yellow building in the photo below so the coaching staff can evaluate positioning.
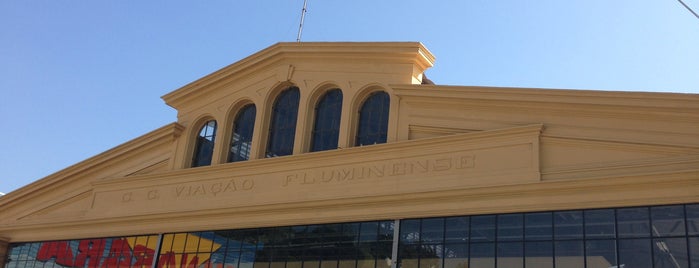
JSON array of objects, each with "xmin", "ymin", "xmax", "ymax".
[{"xmin": 1, "ymin": 42, "xmax": 698, "ymax": 268}]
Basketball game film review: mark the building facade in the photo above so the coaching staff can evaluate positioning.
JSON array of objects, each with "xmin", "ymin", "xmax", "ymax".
[{"xmin": 1, "ymin": 42, "xmax": 698, "ymax": 268}]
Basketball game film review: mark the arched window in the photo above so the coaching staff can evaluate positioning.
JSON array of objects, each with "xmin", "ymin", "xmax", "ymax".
[
  {"xmin": 192, "ymin": 120, "xmax": 217, "ymax": 167},
  {"xmin": 228, "ymin": 104, "xmax": 256, "ymax": 162},
  {"xmin": 355, "ymin": 91, "xmax": 389, "ymax": 146},
  {"xmin": 311, "ymin": 89, "xmax": 343, "ymax": 152},
  {"xmin": 266, "ymin": 86, "xmax": 300, "ymax": 157}
]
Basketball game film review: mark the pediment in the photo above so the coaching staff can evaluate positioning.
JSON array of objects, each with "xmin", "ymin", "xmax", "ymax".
[{"xmin": 162, "ymin": 42, "xmax": 435, "ymax": 114}]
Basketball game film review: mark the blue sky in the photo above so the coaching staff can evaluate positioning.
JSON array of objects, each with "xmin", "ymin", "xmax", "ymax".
[{"xmin": 1, "ymin": 1, "xmax": 698, "ymax": 194}]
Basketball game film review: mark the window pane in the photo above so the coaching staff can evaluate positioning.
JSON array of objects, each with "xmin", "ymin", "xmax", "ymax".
[
  {"xmin": 469, "ymin": 243, "xmax": 494, "ymax": 268},
  {"xmin": 421, "ymin": 218, "xmax": 444, "ymax": 244},
  {"xmin": 445, "ymin": 217, "xmax": 469, "ymax": 243},
  {"xmin": 229, "ymin": 104, "xmax": 256, "ymax": 162},
  {"xmin": 496, "ymin": 242, "xmax": 523, "ymax": 268},
  {"xmin": 497, "ymin": 214, "xmax": 523, "ymax": 242},
  {"xmin": 554, "ymin": 240, "xmax": 584, "ymax": 268},
  {"xmin": 652, "ymin": 205, "xmax": 686, "ymax": 237},
  {"xmin": 525, "ymin": 241, "xmax": 552, "ymax": 268},
  {"xmin": 266, "ymin": 87, "xmax": 300, "ymax": 157},
  {"xmin": 689, "ymin": 237, "xmax": 699, "ymax": 268},
  {"xmin": 311, "ymin": 89, "xmax": 342, "ymax": 152},
  {"xmin": 419, "ymin": 244, "xmax": 442, "ymax": 268},
  {"xmin": 653, "ymin": 238, "xmax": 689, "ymax": 268},
  {"xmin": 192, "ymin": 120, "xmax": 217, "ymax": 167},
  {"xmin": 355, "ymin": 91, "xmax": 389, "ymax": 146},
  {"xmin": 400, "ymin": 220, "xmax": 420, "ymax": 245},
  {"xmin": 618, "ymin": 238, "xmax": 651, "ymax": 268},
  {"xmin": 470, "ymin": 216, "xmax": 495, "ymax": 243},
  {"xmin": 525, "ymin": 212, "xmax": 552, "ymax": 241},
  {"xmin": 584, "ymin": 209, "xmax": 615, "ymax": 239},
  {"xmin": 687, "ymin": 204, "xmax": 699, "ymax": 236},
  {"xmin": 585, "ymin": 240, "xmax": 616, "ymax": 267},
  {"xmin": 443, "ymin": 243, "xmax": 468, "ymax": 268},
  {"xmin": 554, "ymin": 211, "xmax": 583, "ymax": 240},
  {"xmin": 617, "ymin": 207, "xmax": 650, "ymax": 238}
]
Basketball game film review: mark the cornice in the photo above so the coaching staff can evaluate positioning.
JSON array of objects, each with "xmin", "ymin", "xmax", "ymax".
[
  {"xmin": 161, "ymin": 42, "xmax": 435, "ymax": 110},
  {"xmin": 392, "ymin": 84, "xmax": 699, "ymax": 111},
  {"xmin": 0, "ymin": 123, "xmax": 184, "ymax": 207}
]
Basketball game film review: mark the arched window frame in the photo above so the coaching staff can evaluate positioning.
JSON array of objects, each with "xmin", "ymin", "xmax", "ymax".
[
  {"xmin": 228, "ymin": 104, "xmax": 256, "ymax": 162},
  {"xmin": 310, "ymin": 88, "xmax": 343, "ymax": 152},
  {"xmin": 355, "ymin": 91, "xmax": 390, "ymax": 146},
  {"xmin": 191, "ymin": 119, "xmax": 218, "ymax": 167},
  {"xmin": 265, "ymin": 86, "xmax": 301, "ymax": 158}
]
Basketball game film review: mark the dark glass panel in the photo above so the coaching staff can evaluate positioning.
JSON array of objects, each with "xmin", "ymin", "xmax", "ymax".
[
  {"xmin": 355, "ymin": 91, "xmax": 389, "ymax": 146},
  {"xmin": 584, "ymin": 209, "xmax": 616, "ymax": 239},
  {"xmin": 445, "ymin": 217, "xmax": 469, "ymax": 243},
  {"xmin": 470, "ymin": 216, "xmax": 496, "ymax": 242},
  {"xmin": 421, "ymin": 218, "xmax": 445, "ymax": 244},
  {"xmin": 266, "ymin": 87, "xmax": 300, "ymax": 157},
  {"xmin": 617, "ymin": 207, "xmax": 650, "ymax": 238},
  {"xmin": 419, "ymin": 244, "xmax": 443, "ymax": 268},
  {"xmin": 341, "ymin": 223, "xmax": 360, "ymax": 244},
  {"xmin": 689, "ymin": 237, "xmax": 699, "ymax": 268},
  {"xmin": 654, "ymin": 238, "xmax": 689, "ymax": 268},
  {"xmin": 468, "ymin": 243, "xmax": 494, "ymax": 268},
  {"xmin": 585, "ymin": 240, "xmax": 616, "ymax": 267},
  {"xmin": 497, "ymin": 214, "xmax": 523, "ymax": 241},
  {"xmin": 229, "ymin": 104, "xmax": 256, "ymax": 162},
  {"xmin": 400, "ymin": 220, "xmax": 420, "ymax": 245},
  {"xmin": 378, "ymin": 221, "xmax": 394, "ymax": 242},
  {"xmin": 524, "ymin": 241, "xmax": 553, "ymax": 268},
  {"xmin": 311, "ymin": 89, "xmax": 343, "ymax": 152},
  {"xmin": 554, "ymin": 211, "xmax": 583, "ymax": 240},
  {"xmin": 496, "ymin": 242, "xmax": 523, "ymax": 268},
  {"xmin": 618, "ymin": 238, "xmax": 651, "ymax": 268},
  {"xmin": 359, "ymin": 222, "xmax": 378, "ymax": 242},
  {"xmin": 399, "ymin": 243, "xmax": 420, "ymax": 268},
  {"xmin": 652, "ymin": 205, "xmax": 687, "ymax": 237},
  {"xmin": 443, "ymin": 243, "xmax": 468, "ymax": 268},
  {"xmin": 192, "ymin": 120, "xmax": 217, "ymax": 167},
  {"xmin": 687, "ymin": 204, "xmax": 699, "ymax": 236},
  {"xmin": 525, "ymin": 212, "xmax": 552, "ymax": 241},
  {"xmin": 554, "ymin": 240, "xmax": 584, "ymax": 268}
]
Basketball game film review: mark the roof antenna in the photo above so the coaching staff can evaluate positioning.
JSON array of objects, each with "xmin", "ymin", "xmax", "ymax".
[{"xmin": 296, "ymin": 0, "xmax": 308, "ymax": 42}]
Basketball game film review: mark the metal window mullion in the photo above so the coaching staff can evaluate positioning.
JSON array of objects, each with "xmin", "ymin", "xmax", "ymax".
[
  {"xmin": 391, "ymin": 220, "xmax": 400, "ymax": 268},
  {"xmin": 150, "ymin": 234, "xmax": 164, "ymax": 268}
]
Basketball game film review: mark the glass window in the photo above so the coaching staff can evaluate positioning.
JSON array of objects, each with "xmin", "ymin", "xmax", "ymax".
[
  {"xmin": 445, "ymin": 217, "xmax": 469, "ymax": 243},
  {"xmin": 653, "ymin": 238, "xmax": 689, "ymax": 268},
  {"xmin": 311, "ymin": 89, "xmax": 342, "ymax": 152},
  {"xmin": 617, "ymin": 207, "xmax": 650, "ymax": 238},
  {"xmin": 229, "ymin": 104, "xmax": 256, "ymax": 162},
  {"xmin": 470, "ymin": 216, "xmax": 496, "ymax": 243},
  {"xmin": 651, "ymin": 205, "xmax": 686, "ymax": 237},
  {"xmin": 192, "ymin": 120, "xmax": 217, "ymax": 167},
  {"xmin": 496, "ymin": 242, "xmax": 523, "ymax": 268},
  {"xmin": 525, "ymin": 212, "xmax": 552, "ymax": 241},
  {"xmin": 584, "ymin": 209, "xmax": 615, "ymax": 239},
  {"xmin": 266, "ymin": 87, "xmax": 300, "ymax": 157},
  {"xmin": 686, "ymin": 204, "xmax": 699, "ymax": 235},
  {"xmin": 554, "ymin": 211, "xmax": 583, "ymax": 240},
  {"xmin": 585, "ymin": 240, "xmax": 616, "ymax": 267},
  {"xmin": 525, "ymin": 241, "xmax": 553, "ymax": 268},
  {"xmin": 618, "ymin": 238, "xmax": 651, "ymax": 267},
  {"xmin": 355, "ymin": 91, "xmax": 389, "ymax": 146},
  {"xmin": 497, "ymin": 214, "xmax": 523, "ymax": 241}
]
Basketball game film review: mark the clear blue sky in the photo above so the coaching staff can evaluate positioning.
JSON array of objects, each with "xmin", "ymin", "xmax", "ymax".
[{"xmin": 1, "ymin": 1, "xmax": 698, "ymax": 194}]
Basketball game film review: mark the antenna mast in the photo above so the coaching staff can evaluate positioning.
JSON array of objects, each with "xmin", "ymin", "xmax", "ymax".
[{"xmin": 296, "ymin": 0, "xmax": 308, "ymax": 42}]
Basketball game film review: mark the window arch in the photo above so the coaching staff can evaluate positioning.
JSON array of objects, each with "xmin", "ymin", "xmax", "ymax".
[
  {"xmin": 191, "ymin": 120, "xmax": 217, "ymax": 167},
  {"xmin": 228, "ymin": 104, "xmax": 256, "ymax": 162},
  {"xmin": 266, "ymin": 86, "xmax": 300, "ymax": 157},
  {"xmin": 355, "ymin": 91, "xmax": 389, "ymax": 146},
  {"xmin": 311, "ymin": 88, "xmax": 343, "ymax": 152}
]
